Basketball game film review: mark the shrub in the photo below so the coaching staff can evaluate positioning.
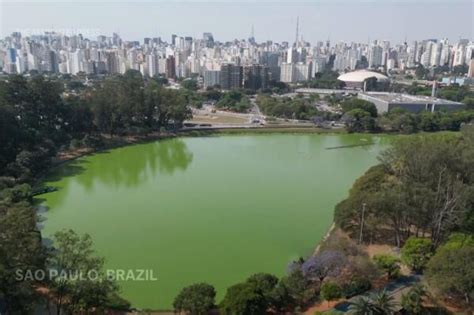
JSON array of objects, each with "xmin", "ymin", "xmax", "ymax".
[
  {"xmin": 343, "ymin": 276, "xmax": 372, "ymax": 298},
  {"xmin": 401, "ymin": 237, "xmax": 433, "ymax": 272},
  {"xmin": 373, "ymin": 255, "xmax": 400, "ymax": 280}
]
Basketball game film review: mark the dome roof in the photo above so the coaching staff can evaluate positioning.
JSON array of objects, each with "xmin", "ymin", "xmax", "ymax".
[{"xmin": 337, "ymin": 70, "xmax": 389, "ymax": 83}]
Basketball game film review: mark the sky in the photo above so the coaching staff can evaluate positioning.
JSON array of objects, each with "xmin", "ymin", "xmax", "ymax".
[{"xmin": 1, "ymin": 0, "xmax": 473, "ymax": 44}]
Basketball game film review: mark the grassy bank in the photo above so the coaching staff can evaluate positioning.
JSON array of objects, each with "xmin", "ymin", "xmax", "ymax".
[{"xmin": 179, "ymin": 126, "xmax": 346, "ymax": 137}]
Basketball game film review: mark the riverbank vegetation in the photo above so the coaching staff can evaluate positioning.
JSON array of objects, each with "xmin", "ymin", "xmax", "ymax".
[
  {"xmin": 0, "ymin": 71, "xmax": 195, "ymax": 312},
  {"xmin": 333, "ymin": 127, "xmax": 474, "ymax": 307},
  {"xmin": 170, "ymin": 128, "xmax": 474, "ymax": 314},
  {"xmin": 338, "ymin": 97, "xmax": 474, "ymax": 134},
  {"xmin": 1, "ymin": 71, "xmax": 473, "ymax": 313}
]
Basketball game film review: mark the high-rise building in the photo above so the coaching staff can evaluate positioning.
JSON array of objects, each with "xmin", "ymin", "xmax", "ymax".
[
  {"xmin": 203, "ymin": 70, "xmax": 221, "ymax": 88},
  {"xmin": 468, "ymin": 58, "xmax": 474, "ymax": 78},
  {"xmin": 294, "ymin": 62, "xmax": 311, "ymax": 82},
  {"xmin": 146, "ymin": 54, "xmax": 159, "ymax": 77},
  {"xmin": 105, "ymin": 51, "xmax": 119, "ymax": 74},
  {"xmin": 312, "ymin": 56, "xmax": 327, "ymax": 76},
  {"xmin": 280, "ymin": 62, "xmax": 295, "ymax": 83},
  {"xmin": 220, "ymin": 64, "xmax": 242, "ymax": 90},
  {"xmin": 203, "ymin": 32, "xmax": 214, "ymax": 48},
  {"xmin": 165, "ymin": 55, "xmax": 176, "ymax": 79},
  {"xmin": 368, "ymin": 44, "xmax": 383, "ymax": 68},
  {"xmin": 243, "ymin": 64, "xmax": 269, "ymax": 90}
]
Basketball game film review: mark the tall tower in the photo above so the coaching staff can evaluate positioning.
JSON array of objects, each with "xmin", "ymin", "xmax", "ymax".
[{"xmin": 295, "ymin": 16, "xmax": 299, "ymax": 48}]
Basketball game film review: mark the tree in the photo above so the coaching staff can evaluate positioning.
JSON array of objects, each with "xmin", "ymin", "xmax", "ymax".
[
  {"xmin": 220, "ymin": 282, "xmax": 267, "ymax": 315},
  {"xmin": 371, "ymin": 290, "xmax": 397, "ymax": 314},
  {"xmin": 343, "ymin": 109, "xmax": 377, "ymax": 133},
  {"xmin": 401, "ymin": 237, "xmax": 433, "ymax": 272},
  {"xmin": 348, "ymin": 296, "xmax": 378, "ymax": 315},
  {"xmin": 246, "ymin": 273, "xmax": 279, "ymax": 304},
  {"xmin": 173, "ymin": 283, "xmax": 216, "ymax": 315},
  {"xmin": 279, "ymin": 269, "xmax": 314, "ymax": 308},
  {"xmin": 0, "ymin": 197, "xmax": 45, "ymax": 314},
  {"xmin": 453, "ymin": 64, "xmax": 468, "ymax": 75},
  {"xmin": 415, "ymin": 65, "xmax": 429, "ymax": 79},
  {"xmin": 401, "ymin": 284, "xmax": 426, "ymax": 314},
  {"xmin": 181, "ymin": 79, "xmax": 199, "ymax": 91},
  {"xmin": 379, "ymin": 134, "xmax": 471, "ymax": 246},
  {"xmin": 336, "ymin": 133, "xmax": 473, "ymax": 248},
  {"xmin": 320, "ymin": 282, "xmax": 342, "ymax": 306},
  {"xmin": 302, "ymin": 250, "xmax": 347, "ymax": 283},
  {"xmin": 373, "ymin": 255, "xmax": 400, "ymax": 280},
  {"xmin": 48, "ymin": 229, "xmax": 120, "ymax": 314},
  {"xmin": 341, "ymin": 99, "xmax": 378, "ymax": 117},
  {"xmin": 426, "ymin": 238, "xmax": 474, "ymax": 304}
]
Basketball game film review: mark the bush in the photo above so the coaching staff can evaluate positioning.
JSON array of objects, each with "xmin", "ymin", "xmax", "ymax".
[
  {"xmin": 173, "ymin": 283, "xmax": 216, "ymax": 315},
  {"xmin": 373, "ymin": 255, "xmax": 400, "ymax": 280},
  {"xmin": 320, "ymin": 282, "xmax": 342, "ymax": 304},
  {"xmin": 401, "ymin": 237, "xmax": 433, "ymax": 272},
  {"xmin": 81, "ymin": 134, "xmax": 104, "ymax": 149},
  {"xmin": 343, "ymin": 276, "xmax": 372, "ymax": 298},
  {"xmin": 69, "ymin": 138, "xmax": 82, "ymax": 150}
]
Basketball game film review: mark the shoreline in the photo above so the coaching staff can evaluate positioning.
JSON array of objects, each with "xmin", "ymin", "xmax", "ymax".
[
  {"xmin": 41, "ymin": 126, "xmax": 348, "ymax": 177},
  {"xmin": 34, "ymin": 126, "xmax": 393, "ymax": 313},
  {"xmin": 35, "ymin": 128, "xmax": 348, "ymax": 313},
  {"xmin": 312, "ymin": 223, "xmax": 336, "ymax": 256}
]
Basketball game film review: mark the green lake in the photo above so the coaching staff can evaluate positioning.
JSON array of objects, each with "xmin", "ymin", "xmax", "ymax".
[{"xmin": 40, "ymin": 134, "xmax": 389, "ymax": 309}]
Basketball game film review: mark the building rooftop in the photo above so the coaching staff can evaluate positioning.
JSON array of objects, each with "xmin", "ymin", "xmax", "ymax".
[
  {"xmin": 359, "ymin": 92, "xmax": 464, "ymax": 105},
  {"xmin": 338, "ymin": 70, "xmax": 389, "ymax": 83}
]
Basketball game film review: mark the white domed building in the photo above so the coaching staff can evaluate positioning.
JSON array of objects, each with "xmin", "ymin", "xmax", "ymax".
[{"xmin": 337, "ymin": 70, "xmax": 389, "ymax": 90}]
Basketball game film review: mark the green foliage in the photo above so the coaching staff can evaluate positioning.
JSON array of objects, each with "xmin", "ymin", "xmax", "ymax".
[
  {"xmin": 220, "ymin": 282, "xmax": 268, "ymax": 315},
  {"xmin": 173, "ymin": 282, "xmax": 216, "ymax": 315},
  {"xmin": 342, "ymin": 276, "xmax": 372, "ymax": 298},
  {"xmin": 373, "ymin": 255, "xmax": 400, "ymax": 280},
  {"xmin": 348, "ymin": 296, "xmax": 379, "ymax": 315},
  {"xmin": 201, "ymin": 88, "xmax": 223, "ymax": 101},
  {"xmin": 415, "ymin": 65, "xmax": 430, "ymax": 80},
  {"xmin": 215, "ymin": 90, "xmax": 251, "ymax": 113},
  {"xmin": 371, "ymin": 290, "xmax": 397, "ymax": 314},
  {"xmin": 48, "ymin": 229, "xmax": 121, "ymax": 314},
  {"xmin": 0, "ymin": 192, "xmax": 45, "ymax": 313},
  {"xmin": 439, "ymin": 233, "xmax": 474, "ymax": 250},
  {"xmin": 426, "ymin": 236, "xmax": 474, "ymax": 304},
  {"xmin": 304, "ymin": 71, "xmax": 345, "ymax": 89},
  {"xmin": 181, "ymin": 79, "xmax": 199, "ymax": 91},
  {"xmin": 256, "ymin": 94, "xmax": 320, "ymax": 120},
  {"xmin": 335, "ymin": 132, "xmax": 474, "ymax": 248},
  {"xmin": 401, "ymin": 284, "xmax": 427, "ymax": 314},
  {"xmin": 219, "ymin": 273, "xmax": 286, "ymax": 314},
  {"xmin": 279, "ymin": 269, "xmax": 315, "ymax": 307},
  {"xmin": 344, "ymin": 108, "xmax": 377, "ymax": 133},
  {"xmin": 341, "ymin": 99, "xmax": 378, "ymax": 117},
  {"xmin": 349, "ymin": 290, "xmax": 397, "ymax": 315},
  {"xmin": 401, "ymin": 237, "xmax": 433, "ymax": 272},
  {"xmin": 320, "ymin": 282, "xmax": 342, "ymax": 303}
]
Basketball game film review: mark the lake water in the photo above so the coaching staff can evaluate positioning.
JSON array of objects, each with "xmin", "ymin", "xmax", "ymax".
[{"xmin": 41, "ymin": 134, "xmax": 389, "ymax": 309}]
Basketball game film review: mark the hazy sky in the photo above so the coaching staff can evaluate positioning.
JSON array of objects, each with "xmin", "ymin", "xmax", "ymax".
[{"xmin": 1, "ymin": 0, "xmax": 472, "ymax": 44}]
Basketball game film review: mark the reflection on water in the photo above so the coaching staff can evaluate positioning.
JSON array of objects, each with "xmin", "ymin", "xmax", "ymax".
[
  {"xmin": 40, "ymin": 134, "xmax": 389, "ymax": 309},
  {"xmin": 44, "ymin": 138, "xmax": 193, "ymax": 204}
]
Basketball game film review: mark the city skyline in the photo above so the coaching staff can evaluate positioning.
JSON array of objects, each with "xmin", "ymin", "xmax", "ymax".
[{"xmin": 1, "ymin": 0, "xmax": 472, "ymax": 44}]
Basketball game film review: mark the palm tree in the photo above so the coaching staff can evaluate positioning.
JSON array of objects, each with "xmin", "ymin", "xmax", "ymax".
[
  {"xmin": 371, "ymin": 290, "xmax": 397, "ymax": 314},
  {"xmin": 348, "ymin": 296, "xmax": 378, "ymax": 315},
  {"xmin": 401, "ymin": 284, "xmax": 426, "ymax": 314}
]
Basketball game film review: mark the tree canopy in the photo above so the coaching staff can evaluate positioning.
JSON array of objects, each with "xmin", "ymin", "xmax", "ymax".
[{"xmin": 173, "ymin": 282, "xmax": 216, "ymax": 315}]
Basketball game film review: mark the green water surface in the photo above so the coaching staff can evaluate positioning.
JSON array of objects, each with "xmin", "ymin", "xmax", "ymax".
[{"xmin": 41, "ymin": 134, "xmax": 389, "ymax": 309}]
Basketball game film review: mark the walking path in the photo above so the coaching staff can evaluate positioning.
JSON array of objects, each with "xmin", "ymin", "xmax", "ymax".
[{"xmin": 305, "ymin": 275, "xmax": 421, "ymax": 314}]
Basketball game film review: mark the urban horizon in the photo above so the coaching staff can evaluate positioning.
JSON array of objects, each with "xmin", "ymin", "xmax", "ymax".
[
  {"xmin": 2, "ymin": 30, "xmax": 472, "ymax": 47},
  {"xmin": 1, "ymin": 0, "xmax": 472, "ymax": 43}
]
